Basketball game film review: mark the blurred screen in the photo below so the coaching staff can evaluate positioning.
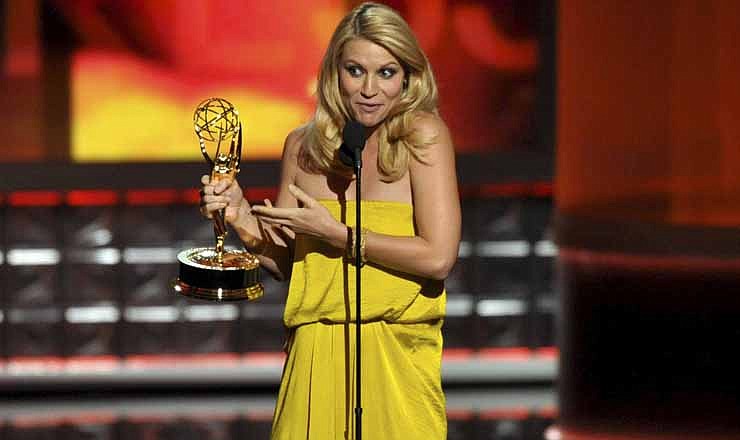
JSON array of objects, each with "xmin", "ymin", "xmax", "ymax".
[{"xmin": 2, "ymin": 0, "xmax": 541, "ymax": 162}]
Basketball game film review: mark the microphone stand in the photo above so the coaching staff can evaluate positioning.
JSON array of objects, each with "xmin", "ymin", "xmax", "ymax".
[{"xmin": 353, "ymin": 146, "xmax": 363, "ymax": 440}]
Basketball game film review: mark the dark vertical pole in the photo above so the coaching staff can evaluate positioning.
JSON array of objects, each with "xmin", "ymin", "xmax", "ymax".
[
  {"xmin": 41, "ymin": 0, "xmax": 72, "ymax": 161},
  {"xmin": 354, "ymin": 153, "xmax": 363, "ymax": 440},
  {"xmin": 536, "ymin": 0, "xmax": 557, "ymax": 159},
  {"xmin": 0, "ymin": 0, "xmax": 7, "ymax": 68}
]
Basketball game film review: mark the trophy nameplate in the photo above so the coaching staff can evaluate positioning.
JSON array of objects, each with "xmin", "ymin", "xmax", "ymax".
[{"xmin": 172, "ymin": 97, "xmax": 264, "ymax": 301}]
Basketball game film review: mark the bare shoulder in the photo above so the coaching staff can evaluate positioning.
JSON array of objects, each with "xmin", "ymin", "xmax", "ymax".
[
  {"xmin": 411, "ymin": 111, "xmax": 449, "ymax": 137},
  {"xmin": 409, "ymin": 111, "xmax": 454, "ymax": 166},
  {"xmin": 282, "ymin": 125, "xmax": 309, "ymax": 160},
  {"xmin": 277, "ymin": 125, "xmax": 311, "ymax": 188}
]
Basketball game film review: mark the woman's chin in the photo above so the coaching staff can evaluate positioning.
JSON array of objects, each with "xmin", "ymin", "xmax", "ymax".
[{"xmin": 354, "ymin": 113, "xmax": 386, "ymax": 128}]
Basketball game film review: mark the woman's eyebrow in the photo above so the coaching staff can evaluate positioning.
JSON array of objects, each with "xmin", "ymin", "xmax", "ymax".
[{"xmin": 342, "ymin": 58, "xmax": 400, "ymax": 67}]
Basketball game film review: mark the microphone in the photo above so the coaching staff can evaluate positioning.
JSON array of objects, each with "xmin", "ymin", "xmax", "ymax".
[
  {"xmin": 340, "ymin": 121, "xmax": 367, "ymax": 440},
  {"xmin": 339, "ymin": 120, "xmax": 367, "ymax": 168}
]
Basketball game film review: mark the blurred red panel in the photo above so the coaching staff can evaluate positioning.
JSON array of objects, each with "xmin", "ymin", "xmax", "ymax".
[
  {"xmin": 67, "ymin": 189, "xmax": 119, "ymax": 206},
  {"xmin": 8, "ymin": 191, "xmax": 63, "ymax": 206},
  {"xmin": 125, "ymin": 189, "xmax": 180, "ymax": 205}
]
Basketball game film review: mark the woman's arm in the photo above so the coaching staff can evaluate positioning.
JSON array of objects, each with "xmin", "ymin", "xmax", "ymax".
[
  {"xmin": 251, "ymin": 115, "xmax": 461, "ymax": 281},
  {"xmin": 362, "ymin": 114, "xmax": 461, "ymax": 280},
  {"xmin": 200, "ymin": 128, "xmax": 302, "ymax": 281}
]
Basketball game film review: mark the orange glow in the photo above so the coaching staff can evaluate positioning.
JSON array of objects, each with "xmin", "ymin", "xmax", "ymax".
[
  {"xmin": 453, "ymin": 4, "xmax": 538, "ymax": 71},
  {"xmin": 72, "ymin": 52, "xmax": 312, "ymax": 161},
  {"xmin": 70, "ymin": 1, "xmax": 343, "ymax": 162},
  {"xmin": 556, "ymin": 0, "xmax": 740, "ymax": 228},
  {"xmin": 53, "ymin": 0, "xmax": 539, "ymax": 162},
  {"xmin": 4, "ymin": 0, "xmax": 41, "ymax": 76}
]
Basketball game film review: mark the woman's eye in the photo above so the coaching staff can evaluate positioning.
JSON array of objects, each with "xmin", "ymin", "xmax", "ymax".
[
  {"xmin": 379, "ymin": 68, "xmax": 397, "ymax": 79},
  {"xmin": 346, "ymin": 66, "xmax": 363, "ymax": 77}
]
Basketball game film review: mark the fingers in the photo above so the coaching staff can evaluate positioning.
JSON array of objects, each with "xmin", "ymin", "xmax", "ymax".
[
  {"xmin": 256, "ymin": 216, "xmax": 292, "ymax": 227},
  {"xmin": 201, "ymin": 177, "xmax": 240, "ymax": 205},
  {"xmin": 261, "ymin": 198, "xmax": 287, "ymax": 232},
  {"xmin": 250, "ymin": 199, "xmax": 273, "ymax": 214},
  {"xmin": 199, "ymin": 202, "xmax": 213, "ymax": 218},
  {"xmin": 201, "ymin": 186, "xmax": 231, "ymax": 204},
  {"xmin": 200, "ymin": 183, "xmax": 233, "ymax": 215},
  {"xmin": 200, "ymin": 196, "xmax": 230, "ymax": 212},
  {"xmin": 213, "ymin": 178, "xmax": 231, "ymax": 195},
  {"xmin": 288, "ymin": 184, "xmax": 316, "ymax": 208},
  {"xmin": 202, "ymin": 197, "xmax": 229, "ymax": 208},
  {"xmin": 200, "ymin": 178, "xmax": 216, "ymax": 198},
  {"xmin": 200, "ymin": 175, "xmax": 246, "ymax": 222},
  {"xmin": 250, "ymin": 205, "xmax": 280, "ymax": 218},
  {"xmin": 201, "ymin": 176, "xmax": 234, "ymax": 196},
  {"xmin": 205, "ymin": 180, "xmax": 230, "ymax": 196}
]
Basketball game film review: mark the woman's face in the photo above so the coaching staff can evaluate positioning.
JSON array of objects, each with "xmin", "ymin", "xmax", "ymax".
[{"xmin": 338, "ymin": 38, "xmax": 405, "ymax": 128}]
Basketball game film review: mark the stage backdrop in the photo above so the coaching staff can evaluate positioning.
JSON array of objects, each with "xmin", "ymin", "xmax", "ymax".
[{"xmin": 2, "ymin": 0, "xmax": 542, "ymax": 163}]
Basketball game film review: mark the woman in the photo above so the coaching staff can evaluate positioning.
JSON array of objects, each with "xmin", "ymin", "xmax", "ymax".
[{"xmin": 200, "ymin": 3, "xmax": 460, "ymax": 439}]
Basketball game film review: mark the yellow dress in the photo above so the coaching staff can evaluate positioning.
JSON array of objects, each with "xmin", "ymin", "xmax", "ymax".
[{"xmin": 270, "ymin": 200, "xmax": 447, "ymax": 440}]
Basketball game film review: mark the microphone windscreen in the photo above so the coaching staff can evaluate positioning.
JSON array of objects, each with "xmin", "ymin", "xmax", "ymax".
[
  {"xmin": 338, "ymin": 143, "xmax": 354, "ymax": 167},
  {"xmin": 342, "ymin": 120, "xmax": 367, "ymax": 151}
]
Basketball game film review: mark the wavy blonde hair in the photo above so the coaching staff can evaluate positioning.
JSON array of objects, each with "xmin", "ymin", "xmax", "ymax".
[{"xmin": 301, "ymin": 2, "xmax": 439, "ymax": 181}]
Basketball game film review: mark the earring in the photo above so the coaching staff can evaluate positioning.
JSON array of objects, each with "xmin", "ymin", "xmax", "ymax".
[{"xmin": 403, "ymin": 77, "xmax": 409, "ymax": 90}]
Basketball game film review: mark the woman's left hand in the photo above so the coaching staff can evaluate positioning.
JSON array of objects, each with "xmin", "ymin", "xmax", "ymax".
[{"xmin": 251, "ymin": 184, "xmax": 347, "ymax": 249}]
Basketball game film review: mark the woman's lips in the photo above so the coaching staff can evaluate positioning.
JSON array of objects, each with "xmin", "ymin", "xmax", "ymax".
[{"xmin": 357, "ymin": 102, "xmax": 382, "ymax": 113}]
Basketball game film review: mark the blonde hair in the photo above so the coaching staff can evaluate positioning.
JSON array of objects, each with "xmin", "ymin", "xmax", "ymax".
[{"xmin": 301, "ymin": 2, "xmax": 439, "ymax": 181}]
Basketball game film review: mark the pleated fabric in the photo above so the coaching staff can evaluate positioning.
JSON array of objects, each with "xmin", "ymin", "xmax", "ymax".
[
  {"xmin": 270, "ymin": 200, "xmax": 447, "ymax": 439},
  {"xmin": 270, "ymin": 320, "xmax": 446, "ymax": 440}
]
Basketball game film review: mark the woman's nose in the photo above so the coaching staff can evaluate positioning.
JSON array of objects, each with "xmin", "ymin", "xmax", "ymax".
[{"xmin": 361, "ymin": 76, "xmax": 377, "ymax": 97}]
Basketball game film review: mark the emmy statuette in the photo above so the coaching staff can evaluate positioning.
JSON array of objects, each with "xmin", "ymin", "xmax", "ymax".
[{"xmin": 172, "ymin": 98, "xmax": 264, "ymax": 301}]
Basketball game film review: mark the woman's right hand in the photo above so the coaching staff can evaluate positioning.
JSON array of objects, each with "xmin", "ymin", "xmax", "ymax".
[{"xmin": 199, "ymin": 174, "xmax": 251, "ymax": 225}]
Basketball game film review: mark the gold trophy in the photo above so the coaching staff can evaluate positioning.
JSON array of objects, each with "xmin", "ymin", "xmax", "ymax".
[{"xmin": 172, "ymin": 97, "xmax": 264, "ymax": 301}]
